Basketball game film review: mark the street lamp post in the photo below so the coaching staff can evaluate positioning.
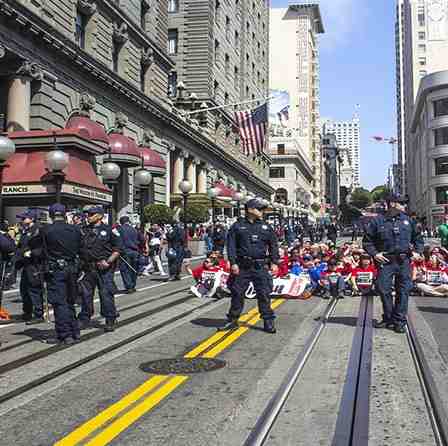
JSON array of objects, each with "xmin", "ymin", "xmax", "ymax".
[
  {"xmin": 179, "ymin": 179, "xmax": 193, "ymax": 247},
  {"xmin": 0, "ymin": 136, "xmax": 15, "ymax": 222},
  {"xmin": 45, "ymin": 149, "xmax": 69, "ymax": 204},
  {"xmin": 208, "ymin": 186, "xmax": 219, "ymax": 224},
  {"xmin": 233, "ymin": 191, "xmax": 245, "ymax": 218},
  {"xmin": 101, "ymin": 160, "xmax": 121, "ymax": 224},
  {"xmin": 134, "ymin": 164, "xmax": 152, "ymax": 227}
]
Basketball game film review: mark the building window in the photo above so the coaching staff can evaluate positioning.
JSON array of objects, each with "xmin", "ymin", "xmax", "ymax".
[
  {"xmin": 270, "ymin": 167, "xmax": 285, "ymax": 178},
  {"xmin": 224, "ymin": 92, "xmax": 229, "ymax": 105},
  {"xmin": 436, "ymin": 186, "xmax": 448, "ymax": 204},
  {"xmin": 225, "ymin": 53, "xmax": 230, "ymax": 77},
  {"xmin": 277, "ymin": 143, "xmax": 285, "ymax": 154},
  {"xmin": 168, "ymin": 29, "xmax": 178, "ymax": 55},
  {"xmin": 214, "ymin": 39, "xmax": 220, "ymax": 64},
  {"xmin": 418, "ymin": 7, "xmax": 425, "ymax": 26},
  {"xmin": 214, "ymin": 80, "xmax": 219, "ymax": 99},
  {"xmin": 235, "ymin": 31, "xmax": 240, "ymax": 49},
  {"xmin": 140, "ymin": 63, "xmax": 147, "ymax": 93},
  {"xmin": 215, "ymin": 0, "xmax": 221, "ymax": 23},
  {"xmin": 141, "ymin": 0, "xmax": 149, "ymax": 29},
  {"xmin": 234, "ymin": 66, "xmax": 239, "ymax": 89},
  {"xmin": 112, "ymin": 41, "xmax": 120, "ymax": 73},
  {"xmin": 434, "ymin": 99, "xmax": 448, "ymax": 117},
  {"xmin": 75, "ymin": 11, "xmax": 87, "ymax": 49},
  {"xmin": 435, "ymin": 127, "xmax": 448, "ymax": 146},
  {"xmin": 418, "ymin": 31, "xmax": 426, "ymax": 40},
  {"xmin": 168, "ymin": 0, "xmax": 179, "ymax": 13},
  {"xmin": 418, "ymin": 43, "xmax": 426, "ymax": 52},
  {"xmin": 419, "ymin": 56, "xmax": 426, "ymax": 66},
  {"xmin": 225, "ymin": 16, "xmax": 230, "ymax": 40},
  {"xmin": 168, "ymin": 71, "xmax": 177, "ymax": 97}
]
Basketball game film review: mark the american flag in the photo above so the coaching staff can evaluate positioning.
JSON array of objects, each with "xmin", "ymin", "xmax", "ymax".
[
  {"xmin": 234, "ymin": 103, "xmax": 268, "ymax": 156},
  {"xmin": 277, "ymin": 105, "xmax": 289, "ymax": 128}
]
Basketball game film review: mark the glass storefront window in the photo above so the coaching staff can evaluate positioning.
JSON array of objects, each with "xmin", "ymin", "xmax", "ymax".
[
  {"xmin": 435, "ymin": 157, "xmax": 448, "ymax": 175},
  {"xmin": 434, "ymin": 99, "xmax": 448, "ymax": 117},
  {"xmin": 436, "ymin": 186, "xmax": 448, "ymax": 204},
  {"xmin": 435, "ymin": 128, "xmax": 448, "ymax": 146}
]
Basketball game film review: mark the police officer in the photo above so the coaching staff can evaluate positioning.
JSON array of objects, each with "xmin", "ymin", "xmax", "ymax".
[
  {"xmin": 327, "ymin": 218, "xmax": 339, "ymax": 246},
  {"xmin": 226, "ymin": 198, "xmax": 279, "ymax": 333},
  {"xmin": 15, "ymin": 209, "xmax": 44, "ymax": 324},
  {"xmin": 212, "ymin": 223, "xmax": 226, "ymax": 253},
  {"xmin": 363, "ymin": 194, "xmax": 424, "ymax": 333},
  {"xmin": 166, "ymin": 221, "xmax": 185, "ymax": 281},
  {"xmin": 117, "ymin": 216, "xmax": 139, "ymax": 293},
  {"xmin": 43, "ymin": 204, "xmax": 82, "ymax": 345},
  {"xmin": 79, "ymin": 206, "xmax": 123, "ymax": 332}
]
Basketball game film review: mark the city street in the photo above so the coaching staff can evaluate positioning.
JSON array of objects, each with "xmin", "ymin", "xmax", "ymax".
[{"xmin": 0, "ymin": 240, "xmax": 447, "ymax": 445}]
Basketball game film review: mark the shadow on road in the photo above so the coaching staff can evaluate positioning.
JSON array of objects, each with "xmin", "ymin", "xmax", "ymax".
[
  {"xmin": 418, "ymin": 306, "xmax": 448, "ymax": 315},
  {"xmin": 326, "ymin": 316, "xmax": 358, "ymax": 327}
]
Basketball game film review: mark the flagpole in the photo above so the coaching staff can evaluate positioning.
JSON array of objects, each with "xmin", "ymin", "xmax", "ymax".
[{"xmin": 185, "ymin": 95, "xmax": 274, "ymax": 115}]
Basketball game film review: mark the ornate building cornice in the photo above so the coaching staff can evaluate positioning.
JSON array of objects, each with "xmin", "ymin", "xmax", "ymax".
[{"xmin": 77, "ymin": 0, "xmax": 97, "ymax": 16}]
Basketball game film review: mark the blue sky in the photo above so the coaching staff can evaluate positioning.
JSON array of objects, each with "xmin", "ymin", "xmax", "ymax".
[{"xmin": 270, "ymin": 0, "xmax": 396, "ymax": 190}]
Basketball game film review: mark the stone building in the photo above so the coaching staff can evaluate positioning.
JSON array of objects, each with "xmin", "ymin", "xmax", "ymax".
[
  {"xmin": 408, "ymin": 71, "xmax": 448, "ymax": 226},
  {"xmin": 270, "ymin": 4, "xmax": 325, "ymax": 203},
  {"xmin": 0, "ymin": 0, "xmax": 272, "ymax": 220}
]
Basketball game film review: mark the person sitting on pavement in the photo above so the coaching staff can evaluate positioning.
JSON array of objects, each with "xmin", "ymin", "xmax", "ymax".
[
  {"xmin": 414, "ymin": 255, "xmax": 448, "ymax": 297},
  {"xmin": 187, "ymin": 256, "xmax": 229, "ymax": 299},
  {"xmin": 319, "ymin": 258, "xmax": 346, "ymax": 299},
  {"xmin": 351, "ymin": 254, "xmax": 378, "ymax": 296}
]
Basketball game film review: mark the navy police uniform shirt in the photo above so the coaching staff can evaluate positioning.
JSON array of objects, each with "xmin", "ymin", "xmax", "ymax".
[
  {"xmin": 363, "ymin": 210, "xmax": 424, "ymax": 257},
  {"xmin": 81, "ymin": 223, "xmax": 123, "ymax": 262},
  {"xmin": 117, "ymin": 223, "xmax": 139, "ymax": 252},
  {"xmin": 166, "ymin": 224, "xmax": 185, "ymax": 249},
  {"xmin": 227, "ymin": 218, "xmax": 280, "ymax": 266},
  {"xmin": 44, "ymin": 221, "xmax": 82, "ymax": 261}
]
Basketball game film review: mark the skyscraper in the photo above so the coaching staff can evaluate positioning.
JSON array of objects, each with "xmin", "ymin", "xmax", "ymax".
[
  {"xmin": 396, "ymin": 0, "xmax": 448, "ymax": 196},
  {"xmin": 269, "ymin": 3, "xmax": 325, "ymax": 206},
  {"xmin": 322, "ymin": 117, "xmax": 361, "ymax": 188}
]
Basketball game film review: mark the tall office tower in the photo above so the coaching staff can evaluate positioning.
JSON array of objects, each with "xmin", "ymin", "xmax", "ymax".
[
  {"xmin": 396, "ymin": 0, "xmax": 448, "ymax": 196},
  {"xmin": 269, "ymin": 3, "xmax": 325, "ymax": 204},
  {"xmin": 322, "ymin": 117, "xmax": 361, "ymax": 188}
]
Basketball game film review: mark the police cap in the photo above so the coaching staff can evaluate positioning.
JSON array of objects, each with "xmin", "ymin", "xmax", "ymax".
[
  {"xmin": 245, "ymin": 198, "xmax": 267, "ymax": 210},
  {"xmin": 119, "ymin": 215, "xmax": 130, "ymax": 224},
  {"xmin": 86, "ymin": 206, "xmax": 105, "ymax": 215},
  {"xmin": 49, "ymin": 203, "xmax": 66, "ymax": 216},
  {"xmin": 16, "ymin": 209, "xmax": 39, "ymax": 220}
]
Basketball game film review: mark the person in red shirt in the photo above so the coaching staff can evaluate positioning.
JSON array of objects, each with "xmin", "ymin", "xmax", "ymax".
[
  {"xmin": 351, "ymin": 254, "xmax": 377, "ymax": 296},
  {"xmin": 320, "ymin": 259, "xmax": 346, "ymax": 299}
]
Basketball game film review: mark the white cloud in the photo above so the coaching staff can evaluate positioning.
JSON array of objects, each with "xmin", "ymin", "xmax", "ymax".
[{"xmin": 318, "ymin": 0, "xmax": 367, "ymax": 51}]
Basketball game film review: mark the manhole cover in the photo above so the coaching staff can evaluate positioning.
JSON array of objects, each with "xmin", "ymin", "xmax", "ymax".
[{"xmin": 139, "ymin": 358, "xmax": 226, "ymax": 375}]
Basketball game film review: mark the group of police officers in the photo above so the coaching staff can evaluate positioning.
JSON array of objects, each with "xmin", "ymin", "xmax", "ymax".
[{"xmin": 0, "ymin": 191, "xmax": 424, "ymax": 345}]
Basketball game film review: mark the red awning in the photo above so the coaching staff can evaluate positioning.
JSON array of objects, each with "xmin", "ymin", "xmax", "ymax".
[
  {"xmin": 214, "ymin": 181, "xmax": 235, "ymax": 199},
  {"xmin": 3, "ymin": 150, "xmax": 109, "ymax": 192},
  {"xmin": 65, "ymin": 116, "xmax": 109, "ymax": 145},
  {"xmin": 139, "ymin": 147, "xmax": 166, "ymax": 174},
  {"xmin": 108, "ymin": 133, "xmax": 141, "ymax": 165}
]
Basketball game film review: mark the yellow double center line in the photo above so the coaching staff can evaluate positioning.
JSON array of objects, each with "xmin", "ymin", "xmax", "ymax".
[{"xmin": 55, "ymin": 299, "xmax": 285, "ymax": 446}]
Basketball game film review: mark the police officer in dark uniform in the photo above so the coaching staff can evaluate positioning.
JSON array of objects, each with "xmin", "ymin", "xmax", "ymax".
[
  {"xmin": 226, "ymin": 198, "xmax": 279, "ymax": 333},
  {"xmin": 363, "ymin": 194, "xmax": 424, "ymax": 333},
  {"xmin": 117, "ymin": 216, "xmax": 139, "ymax": 293},
  {"xmin": 212, "ymin": 224, "xmax": 226, "ymax": 253},
  {"xmin": 15, "ymin": 209, "xmax": 44, "ymax": 324},
  {"xmin": 166, "ymin": 221, "xmax": 185, "ymax": 281},
  {"xmin": 43, "ymin": 204, "xmax": 82, "ymax": 344},
  {"xmin": 79, "ymin": 206, "xmax": 123, "ymax": 332}
]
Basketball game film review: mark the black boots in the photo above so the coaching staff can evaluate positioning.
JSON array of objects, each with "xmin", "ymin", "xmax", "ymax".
[{"xmin": 264, "ymin": 319, "xmax": 276, "ymax": 334}]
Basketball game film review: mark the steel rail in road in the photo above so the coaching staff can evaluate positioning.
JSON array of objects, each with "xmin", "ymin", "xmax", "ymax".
[
  {"xmin": 407, "ymin": 314, "xmax": 448, "ymax": 446},
  {"xmin": 242, "ymin": 296, "xmax": 340, "ymax": 446},
  {"xmin": 332, "ymin": 295, "xmax": 373, "ymax": 446},
  {"xmin": 0, "ymin": 293, "xmax": 217, "ymax": 405}
]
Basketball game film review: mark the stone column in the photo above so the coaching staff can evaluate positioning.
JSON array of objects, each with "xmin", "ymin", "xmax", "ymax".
[
  {"xmin": 186, "ymin": 157, "xmax": 198, "ymax": 193},
  {"xmin": 165, "ymin": 142, "xmax": 175, "ymax": 205},
  {"xmin": 197, "ymin": 163, "xmax": 208, "ymax": 194},
  {"xmin": 172, "ymin": 150, "xmax": 187, "ymax": 193},
  {"xmin": 7, "ymin": 61, "xmax": 43, "ymax": 132}
]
